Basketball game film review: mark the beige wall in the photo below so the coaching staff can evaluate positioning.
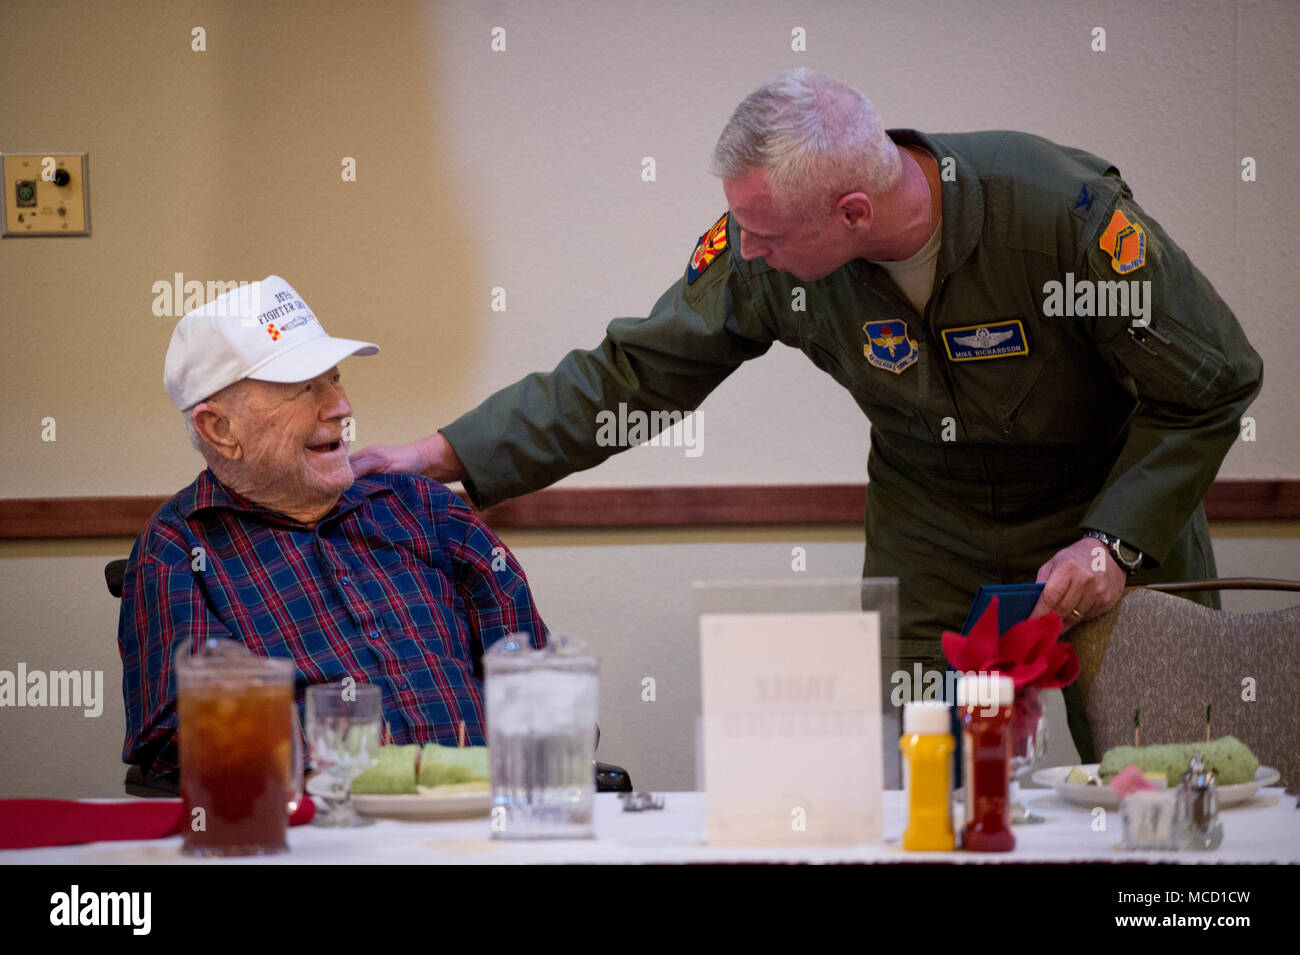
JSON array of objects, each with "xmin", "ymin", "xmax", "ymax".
[{"xmin": 2, "ymin": 1, "xmax": 1298, "ymax": 798}]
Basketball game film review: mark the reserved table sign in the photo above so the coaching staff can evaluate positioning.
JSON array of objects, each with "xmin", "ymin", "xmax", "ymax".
[{"xmin": 699, "ymin": 611, "xmax": 883, "ymax": 846}]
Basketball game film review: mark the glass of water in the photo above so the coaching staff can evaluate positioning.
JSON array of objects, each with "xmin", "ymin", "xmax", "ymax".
[
  {"xmin": 484, "ymin": 634, "xmax": 599, "ymax": 839},
  {"xmin": 305, "ymin": 683, "xmax": 382, "ymax": 827}
]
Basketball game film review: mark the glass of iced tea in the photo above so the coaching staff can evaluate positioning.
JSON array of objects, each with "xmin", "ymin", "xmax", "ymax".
[{"xmin": 175, "ymin": 637, "xmax": 299, "ymax": 857}]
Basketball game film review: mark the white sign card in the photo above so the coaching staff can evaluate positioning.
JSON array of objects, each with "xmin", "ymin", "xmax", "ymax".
[{"xmin": 699, "ymin": 611, "xmax": 883, "ymax": 846}]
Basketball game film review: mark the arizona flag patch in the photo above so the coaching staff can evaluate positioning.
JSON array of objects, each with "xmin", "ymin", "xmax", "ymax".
[
  {"xmin": 1099, "ymin": 209, "xmax": 1147, "ymax": 274},
  {"xmin": 687, "ymin": 212, "xmax": 729, "ymax": 284}
]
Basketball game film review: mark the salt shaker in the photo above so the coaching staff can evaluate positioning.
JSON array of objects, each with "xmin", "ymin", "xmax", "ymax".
[{"xmin": 1176, "ymin": 754, "xmax": 1223, "ymax": 850}]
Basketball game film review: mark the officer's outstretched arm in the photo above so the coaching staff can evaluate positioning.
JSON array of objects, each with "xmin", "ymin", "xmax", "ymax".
[{"xmin": 436, "ymin": 220, "xmax": 776, "ymax": 509}]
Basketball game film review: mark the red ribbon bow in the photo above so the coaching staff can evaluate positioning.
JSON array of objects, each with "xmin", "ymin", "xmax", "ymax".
[{"xmin": 940, "ymin": 596, "xmax": 1080, "ymax": 691}]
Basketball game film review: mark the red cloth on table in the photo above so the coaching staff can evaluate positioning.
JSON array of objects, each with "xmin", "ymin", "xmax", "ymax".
[{"xmin": 0, "ymin": 795, "xmax": 316, "ymax": 850}]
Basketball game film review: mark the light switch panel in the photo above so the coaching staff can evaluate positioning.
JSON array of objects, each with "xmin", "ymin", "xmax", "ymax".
[{"xmin": 1, "ymin": 152, "xmax": 91, "ymax": 236}]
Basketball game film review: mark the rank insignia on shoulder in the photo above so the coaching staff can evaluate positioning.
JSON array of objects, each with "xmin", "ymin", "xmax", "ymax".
[
  {"xmin": 1073, "ymin": 184, "xmax": 1094, "ymax": 215},
  {"xmin": 1099, "ymin": 208, "xmax": 1146, "ymax": 274},
  {"xmin": 687, "ymin": 212, "xmax": 730, "ymax": 284},
  {"xmin": 941, "ymin": 320, "xmax": 1029, "ymax": 361},
  {"xmin": 862, "ymin": 320, "xmax": 919, "ymax": 374}
]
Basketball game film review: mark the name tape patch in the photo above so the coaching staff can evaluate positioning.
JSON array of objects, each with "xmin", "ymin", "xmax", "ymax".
[{"xmin": 941, "ymin": 320, "xmax": 1029, "ymax": 361}]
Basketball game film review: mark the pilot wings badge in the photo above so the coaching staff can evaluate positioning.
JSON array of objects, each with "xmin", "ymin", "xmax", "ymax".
[{"xmin": 863, "ymin": 321, "xmax": 919, "ymax": 374}]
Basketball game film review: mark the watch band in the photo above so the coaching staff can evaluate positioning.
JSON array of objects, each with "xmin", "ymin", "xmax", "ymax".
[{"xmin": 1081, "ymin": 529, "xmax": 1143, "ymax": 573}]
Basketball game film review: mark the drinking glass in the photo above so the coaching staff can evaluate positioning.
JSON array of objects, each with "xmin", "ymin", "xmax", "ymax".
[
  {"xmin": 305, "ymin": 683, "xmax": 382, "ymax": 827},
  {"xmin": 1009, "ymin": 684, "xmax": 1049, "ymax": 824},
  {"xmin": 175, "ymin": 637, "xmax": 300, "ymax": 856},
  {"xmin": 484, "ymin": 633, "xmax": 598, "ymax": 839}
]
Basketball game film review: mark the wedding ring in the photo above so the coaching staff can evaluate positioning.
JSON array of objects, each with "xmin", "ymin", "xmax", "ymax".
[{"xmin": 1071, "ymin": 609, "xmax": 1083, "ymax": 618}]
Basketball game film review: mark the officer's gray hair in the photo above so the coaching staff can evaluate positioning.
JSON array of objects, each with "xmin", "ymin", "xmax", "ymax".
[{"xmin": 708, "ymin": 69, "xmax": 903, "ymax": 225}]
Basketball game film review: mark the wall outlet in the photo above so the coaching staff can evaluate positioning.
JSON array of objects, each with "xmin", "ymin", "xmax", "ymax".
[{"xmin": 1, "ymin": 152, "xmax": 91, "ymax": 236}]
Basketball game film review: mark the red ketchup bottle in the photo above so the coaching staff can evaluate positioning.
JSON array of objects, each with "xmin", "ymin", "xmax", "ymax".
[{"xmin": 957, "ymin": 673, "xmax": 1016, "ymax": 852}]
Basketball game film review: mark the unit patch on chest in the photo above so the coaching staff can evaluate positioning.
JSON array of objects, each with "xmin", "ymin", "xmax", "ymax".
[
  {"xmin": 941, "ymin": 320, "xmax": 1029, "ymax": 361},
  {"xmin": 862, "ymin": 321, "xmax": 919, "ymax": 374}
]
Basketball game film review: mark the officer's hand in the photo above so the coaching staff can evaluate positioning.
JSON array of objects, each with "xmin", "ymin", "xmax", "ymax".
[
  {"xmin": 1030, "ymin": 537, "xmax": 1126, "ymax": 632},
  {"xmin": 349, "ymin": 433, "xmax": 468, "ymax": 483}
]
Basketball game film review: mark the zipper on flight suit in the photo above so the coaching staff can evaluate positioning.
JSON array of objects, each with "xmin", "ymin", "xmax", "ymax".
[{"xmin": 1126, "ymin": 323, "xmax": 1170, "ymax": 356}]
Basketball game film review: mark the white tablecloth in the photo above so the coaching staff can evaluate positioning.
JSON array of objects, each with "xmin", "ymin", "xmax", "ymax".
[{"xmin": 5, "ymin": 789, "xmax": 1297, "ymax": 864}]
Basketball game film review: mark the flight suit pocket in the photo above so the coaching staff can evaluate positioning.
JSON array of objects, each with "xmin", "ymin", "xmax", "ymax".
[
  {"xmin": 1106, "ymin": 314, "xmax": 1231, "ymax": 404},
  {"xmin": 800, "ymin": 326, "xmax": 926, "ymax": 426},
  {"xmin": 991, "ymin": 332, "xmax": 1056, "ymax": 434},
  {"xmin": 941, "ymin": 319, "xmax": 1056, "ymax": 437}
]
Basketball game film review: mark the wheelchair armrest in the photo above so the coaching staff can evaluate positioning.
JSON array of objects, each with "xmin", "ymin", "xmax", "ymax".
[
  {"xmin": 594, "ymin": 761, "xmax": 633, "ymax": 793},
  {"xmin": 124, "ymin": 764, "xmax": 180, "ymax": 797}
]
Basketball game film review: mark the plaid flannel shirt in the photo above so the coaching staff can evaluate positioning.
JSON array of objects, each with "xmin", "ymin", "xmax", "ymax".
[{"xmin": 117, "ymin": 468, "xmax": 547, "ymax": 777}]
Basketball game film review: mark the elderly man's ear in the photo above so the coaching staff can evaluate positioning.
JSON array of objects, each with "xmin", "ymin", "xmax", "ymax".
[{"xmin": 191, "ymin": 402, "xmax": 243, "ymax": 460}]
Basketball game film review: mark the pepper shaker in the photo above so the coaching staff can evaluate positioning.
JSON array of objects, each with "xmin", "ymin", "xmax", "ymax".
[{"xmin": 1176, "ymin": 754, "xmax": 1223, "ymax": 850}]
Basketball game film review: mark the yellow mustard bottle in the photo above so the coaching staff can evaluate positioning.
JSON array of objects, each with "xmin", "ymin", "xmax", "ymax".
[{"xmin": 900, "ymin": 700, "xmax": 956, "ymax": 851}]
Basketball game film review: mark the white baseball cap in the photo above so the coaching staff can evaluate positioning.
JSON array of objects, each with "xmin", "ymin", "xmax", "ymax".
[{"xmin": 164, "ymin": 275, "xmax": 378, "ymax": 410}]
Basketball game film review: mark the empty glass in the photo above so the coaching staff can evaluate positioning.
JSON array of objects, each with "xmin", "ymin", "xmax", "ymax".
[
  {"xmin": 1009, "ymin": 684, "xmax": 1049, "ymax": 824},
  {"xmin": 305, "ymin": 683, "xmax": 382, "ymax": 827}
]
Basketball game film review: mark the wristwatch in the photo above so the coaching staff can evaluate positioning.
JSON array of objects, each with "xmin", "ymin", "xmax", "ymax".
[{"xmin": 1082, "ymin": 529, "xmax": 1143, "ymax": 573}]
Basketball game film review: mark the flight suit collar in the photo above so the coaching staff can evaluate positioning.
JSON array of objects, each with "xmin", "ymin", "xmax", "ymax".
[{"xmin": 864, "ymin": 128, "xmax": 984, "ymax": 282}]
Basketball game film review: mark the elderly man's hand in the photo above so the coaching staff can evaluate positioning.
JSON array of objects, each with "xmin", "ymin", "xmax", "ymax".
[
  {"xmin": 349, "ymin": 433, "xmax": 468, "ymax": 484},
  {"xmin": 1029, "ymin": 536, "xmax": 1126, "ymax": 632}
]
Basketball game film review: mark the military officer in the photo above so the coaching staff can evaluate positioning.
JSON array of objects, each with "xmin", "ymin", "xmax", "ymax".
[{"xmin": 351, "ymin": 69, "xmax": 1261, "ymax": 761}]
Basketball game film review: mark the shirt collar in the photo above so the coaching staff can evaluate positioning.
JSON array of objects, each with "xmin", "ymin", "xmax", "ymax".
[{"xmin": 178, "ymin": 467, "xmax": 390, "ymax": 528}]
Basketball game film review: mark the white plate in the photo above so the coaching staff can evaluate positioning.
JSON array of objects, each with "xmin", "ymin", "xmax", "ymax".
[
  {"xmin": 1030, "ymin": 764, "xmax": 1281, "ymax": 810},
  {"xmin": 352, "ymin": 790, "xmax": 492, "ymax": 819}
]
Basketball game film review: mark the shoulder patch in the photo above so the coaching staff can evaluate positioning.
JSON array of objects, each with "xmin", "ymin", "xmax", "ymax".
[
  {"xmin": 1098, "ymin": 208, "xmax": 1146, "ymax": 274},
  {"xmin": 687, "ymin": 212, "xmax": 729, "ymax": 284}
]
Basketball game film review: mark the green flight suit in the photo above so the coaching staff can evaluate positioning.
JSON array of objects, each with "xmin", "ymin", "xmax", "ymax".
[{"xmin": 441, "ymin": 129, "xmax": 1262, "ymax": 761}]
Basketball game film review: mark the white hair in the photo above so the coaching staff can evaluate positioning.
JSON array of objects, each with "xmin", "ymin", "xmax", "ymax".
[
  {"xmin": 707, "ymin": 69, "xmax": 903, "ymax": 224},
  {"xmin": 182, "ymin": 408, "xmax": 203, "ymax": 452},
  {"xmin": 181, "ymin": 380, "xmax": 249, "ymax": 454}
]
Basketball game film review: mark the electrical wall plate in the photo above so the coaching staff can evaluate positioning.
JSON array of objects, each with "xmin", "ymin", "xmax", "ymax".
[{"xmin": 1, "ymin": 152, "xmax": 91, "ymax": 236}]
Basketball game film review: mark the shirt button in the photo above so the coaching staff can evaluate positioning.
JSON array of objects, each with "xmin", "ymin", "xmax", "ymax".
[
  {"xmin": 369, "ymin": 631, "xmax": 380, "ymax": 641},
  {"xmin": 397, "ymin": 680, "xmax": 407, "ymax": 690},
  {"xmin": 341, "ymin": 576, "xmax": 351, "ymax": 586}
]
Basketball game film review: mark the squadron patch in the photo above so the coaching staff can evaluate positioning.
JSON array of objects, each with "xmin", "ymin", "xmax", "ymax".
[
  {"xmin": 687, "ymin": 212, "xmax": 730, "ymax": 284},
  {"xmin": 1099, "ymin": 208, "xmax": 1146, "ymax": 274},
  {"xmin": 863, "ymin": 321, "xmax": 919, "ymax": 374},
  {"xmin": 941, "ymin": 320, "xmax": 1029, "ymax": 361}
]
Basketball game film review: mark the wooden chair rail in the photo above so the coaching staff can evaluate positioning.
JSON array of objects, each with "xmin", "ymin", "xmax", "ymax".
[{"xmin": 1, "ymin": 479, "xmax": 1296, "ymax": 539}]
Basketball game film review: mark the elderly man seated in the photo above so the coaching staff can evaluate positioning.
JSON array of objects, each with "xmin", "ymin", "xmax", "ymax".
[{"xmin": 117, "ymin": 275, "xmax": 547, "ymax": 781}]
